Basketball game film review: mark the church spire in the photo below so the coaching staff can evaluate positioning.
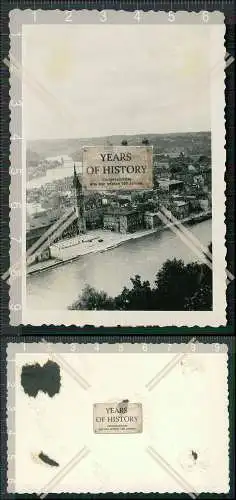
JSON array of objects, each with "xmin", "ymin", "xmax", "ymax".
[
  {"xmin": 73, "ymin": 163, "xmax": 78, "ymax": 189},
  {"xmin": 73, "ymin": 163, "xmax": 86, "ymax": 234}
]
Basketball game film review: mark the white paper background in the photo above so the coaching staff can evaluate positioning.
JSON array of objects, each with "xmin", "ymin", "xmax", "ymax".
[{"xmin": 11, "ymin": 348, "xmax": 229, "ymax": 493}]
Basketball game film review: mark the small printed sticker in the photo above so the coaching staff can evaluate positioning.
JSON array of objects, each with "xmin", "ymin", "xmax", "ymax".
[
  {"xmin": 82, "ymin": 146, "xmax": 153, "ymax": 191},
  {"xmin": 93, "ymin": 402, "xmax": 143, "ymax": 434}
]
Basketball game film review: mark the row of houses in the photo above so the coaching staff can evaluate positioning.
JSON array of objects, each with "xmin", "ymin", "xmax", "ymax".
[{"xmin": 154, "ymin": 158, "xmax": 211, "ymax": 191}]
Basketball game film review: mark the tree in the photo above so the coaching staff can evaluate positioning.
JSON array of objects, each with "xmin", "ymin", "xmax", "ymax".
[
  {"xmin": 185, "ymin": 284, "xmax": 212, "ymax": 310},
  {"xmin": 199, "ymin": 155, "xmax": 210, "ymax": 165},
  {"xmin": 121, "ymin": 139, "xmax": 128, "ymax": 146},
  {"xmin": 170, "ymin": 164, "xmax": 183, "ymax": 175},
  {"xmin": 153, "ymin": 259, "xmax": 212, "ymax": 310},
  {"xmin": 115, "ymin": 275, "xmax": 152, "ymax": 310},
  {"xmin": 68, "ymin": 285, "xmax": 115, "ymax": 310},
  {"xmin": 142, "ymin": 138, "xmax": 149, "ymax": 145}
]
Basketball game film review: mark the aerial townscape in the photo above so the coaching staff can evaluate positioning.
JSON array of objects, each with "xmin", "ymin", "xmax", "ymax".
[{"xmin": 26, "ymin": 132, "xmax": 211, "ymax": 275}]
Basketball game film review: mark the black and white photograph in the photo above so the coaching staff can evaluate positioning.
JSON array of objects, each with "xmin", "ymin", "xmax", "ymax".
[{"xmin": 9, "ymin": 10, "xmax": 227, "ymax": 326}]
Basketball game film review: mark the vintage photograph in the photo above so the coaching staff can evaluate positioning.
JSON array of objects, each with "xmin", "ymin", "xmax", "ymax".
[{"xmin": 9, "ymin": 10, "xmax": 226, "ymax": 325}]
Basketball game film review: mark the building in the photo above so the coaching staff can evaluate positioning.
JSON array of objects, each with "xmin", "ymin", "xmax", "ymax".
[
  {"xmin": 27, "ymin": 203, "xmax": 46, "ymax": 216},
  {"xmin": 158, "ymin": 179, "xmax": 184, "ymax": 193},
  {"xmin": 26, "ymin": 208, "xmax": 79, "ymax": 263},
  {"xmin": 188, "ymin": 164, "xmax": 196, "ymax": 172},
  {"xmin": 193, "ymin": 174, "xmax": 204, "ymax": 187},
  {"xmin": 144, "ymin": 211, "xmax": 162, "ymax": 230},
  {"xmin": 117, "ymin": 194, "xmax": 132, "ymax": 203},
  {"xmin": 153, "ymin": 161, "xmax": 170, "ymax": 183},
  {"xmin": 85, "ymin": 208, "xmax": 103, "ymax": 230},
  {"xmin": 168, "ymin": 149, "xmax": 185, "ymax": 158},
  {"xmin": 26, "ymin": 222, "xmax": 52, "ymax": 250},
  {"xmin": 184, "ymin": 195, "xmax": 200, "ymax": 212},
  {"xmin": 103, "ymin": 209, "xmax": 143, "ymax": 233},
  {"xmin": 199, "ymin": 198, "xmax": 210, "ymax": 212},
  {"xmin": 26, "ymin": 218, "xmax": 53, "ymax": 262},
  {"xmin": 73, "ymin": 165, "xmax": 86, "ymax": 234},
  {"xmin": 201, "ymin": 167, "xmax": 211, "ymax": 190},
  {"xmin": 171, "ymin": 200, "xmax": 189, "ymax": 219}
]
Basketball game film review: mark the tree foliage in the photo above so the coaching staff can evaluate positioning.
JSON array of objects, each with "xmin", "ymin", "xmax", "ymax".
[
  {"xmin": 70, "ymin": 247, "xmax": 212, "ymax": 311},
  {"xmin": 68, "ymin": 285, "xmax": 114, "ymax": 311}
]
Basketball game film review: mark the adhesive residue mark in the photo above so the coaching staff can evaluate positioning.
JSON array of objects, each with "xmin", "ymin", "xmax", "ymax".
[{"xmin": 21, "ymin": 360, "xmax": 61, "ymax": 397}]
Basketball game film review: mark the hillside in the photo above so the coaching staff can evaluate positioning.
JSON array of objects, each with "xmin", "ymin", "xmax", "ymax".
[
  {"xmin": 26, "ymin": 148, "xmax": 43, "ymax": 163},
  {"xmin": 28, "ymin": 132, "xmax": 211, "ymax": 162}
]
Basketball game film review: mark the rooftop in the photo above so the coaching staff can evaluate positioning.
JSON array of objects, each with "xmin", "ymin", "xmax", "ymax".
[
  {"xmin": 159, "ymin": 179, "xmax": 183, "ymax": 185},
  {"xmin": 26, "ymin": 208, "xmax": 63, "ymax": 231},
  {"xmin": 104, "ymin": 209, "xmax": 141, "ymax": 216},
  {"xmin": 26, "ymin": 218, "xmax": 53, "ymax": 232},
  {"xmin": 174, "ymin": 201, "xmax": 188, "ymax": 207},
  {"xmin": 169, "ymin": 180, "xmax": 184, "ymax": 185},
  {"xmin": 144, "ymin": 211, "xmax": 160, "ymax": 217},
  {"xmin": 154, "ymin": 162, "xmax": 169, "ymax": 168}
]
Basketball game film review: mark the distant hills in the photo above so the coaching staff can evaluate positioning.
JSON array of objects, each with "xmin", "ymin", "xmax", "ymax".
[
  {"xmin": 27, "ymin": 132, "xmax": 211, "ymax": 162},
  {"xmin": 26, "ymin": 148, "xmax": 43, "ymax": 162}
]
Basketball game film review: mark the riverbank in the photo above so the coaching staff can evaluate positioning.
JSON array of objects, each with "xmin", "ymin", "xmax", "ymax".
[
  {"xmin": 27, "ymin": 218, "xmax": 212, "ymax": 312},
  {"xmin": 27, "ymin": 211, "xmax": 211, "ymax": 276}
]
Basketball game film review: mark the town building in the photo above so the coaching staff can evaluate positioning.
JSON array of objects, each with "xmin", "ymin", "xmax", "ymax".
[
  {"xmin": 168, "ymin": 149, "xmax": 185, "ymax": 158},
  {"xmin": 171, "ymin": 200, "xmax": 189, "ymax": 219},
  {"xmin": 85, "ymin": 208, "xmax": 104, "ymax": 230},
  {"xmin": 103, "ymin": 209, "xmax": 143, "ymax": 233},
  {"xmin": 144, "ymin": 211, "xmax": 162, "ymax": 230},
  {"xmin": 158, "ymin": 179, "xmax": 184, "ymax": 193},
  {"xmin": 200, "ymin": 167, "xmax": 211, "ymax": 190},
  {"xmin": 153, "ymin": 160, "xmax": 170, "ymax": 180},
  {"xmin": 26, "ymin": 221, "xmax": 52, "ymax": 250},
  {"xmin": 117, "ymin": 193, "xmax": 133, "ymax": 203},
  {"xmin": 27, "ymin": 203, "xmax": 46, "ymax": 216},
  {"xmin": 184, "ymin": 195, "xmax": 201, "ymax": 212},
  {"xmin": 193, "ymin": 174, "xmax": 204, "ymax": 187},
  {"xmin": 199, "ymin": 198, "xmax": 210, "ymax": 212}
]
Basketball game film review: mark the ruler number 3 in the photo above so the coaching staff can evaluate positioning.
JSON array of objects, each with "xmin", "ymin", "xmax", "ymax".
[{"xmin": 100, "ymin": 11, "xmax": 107, "ymax": 22}]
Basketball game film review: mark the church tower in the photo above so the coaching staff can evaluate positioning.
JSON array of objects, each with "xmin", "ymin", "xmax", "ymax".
[{"xmin": 73, "ymin": 165, "xmax": 86, "ymax": 234}]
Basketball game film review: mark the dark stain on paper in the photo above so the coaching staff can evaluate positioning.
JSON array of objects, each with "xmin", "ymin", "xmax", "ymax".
[
  {"xmin": 191, "ymin": 450, "xmax": 198, "ymax": 461},
  {"xmin": 38, "ymin": 451, "xmax": 59, "ymax": 467},
  {"xmin": 21, "ymin": 360, "xmax": 60, "ymax": 397},
  {"xmin": 117, "ymin": 399, "xmax": 129, "ymax": 410}
]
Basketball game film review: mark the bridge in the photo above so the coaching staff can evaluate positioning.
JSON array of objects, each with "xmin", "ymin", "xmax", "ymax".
[{"xmin": 26, "ymin": 207, "xmax": 78, "ymax": 265}]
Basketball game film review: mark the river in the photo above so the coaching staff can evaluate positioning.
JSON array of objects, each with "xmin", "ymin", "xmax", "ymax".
[
  {"xmin": 27, "ymin": 157, "xmax": 82, "ymax": 190},
  {"xmin": 26, "ymin": 219, "xmax": 212, "ymax": 310}
]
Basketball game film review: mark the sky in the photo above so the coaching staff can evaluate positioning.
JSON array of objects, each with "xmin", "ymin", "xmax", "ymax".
[{"xmin": 22, "ymin": 23, "xmax": 212, "ymax": 140}]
